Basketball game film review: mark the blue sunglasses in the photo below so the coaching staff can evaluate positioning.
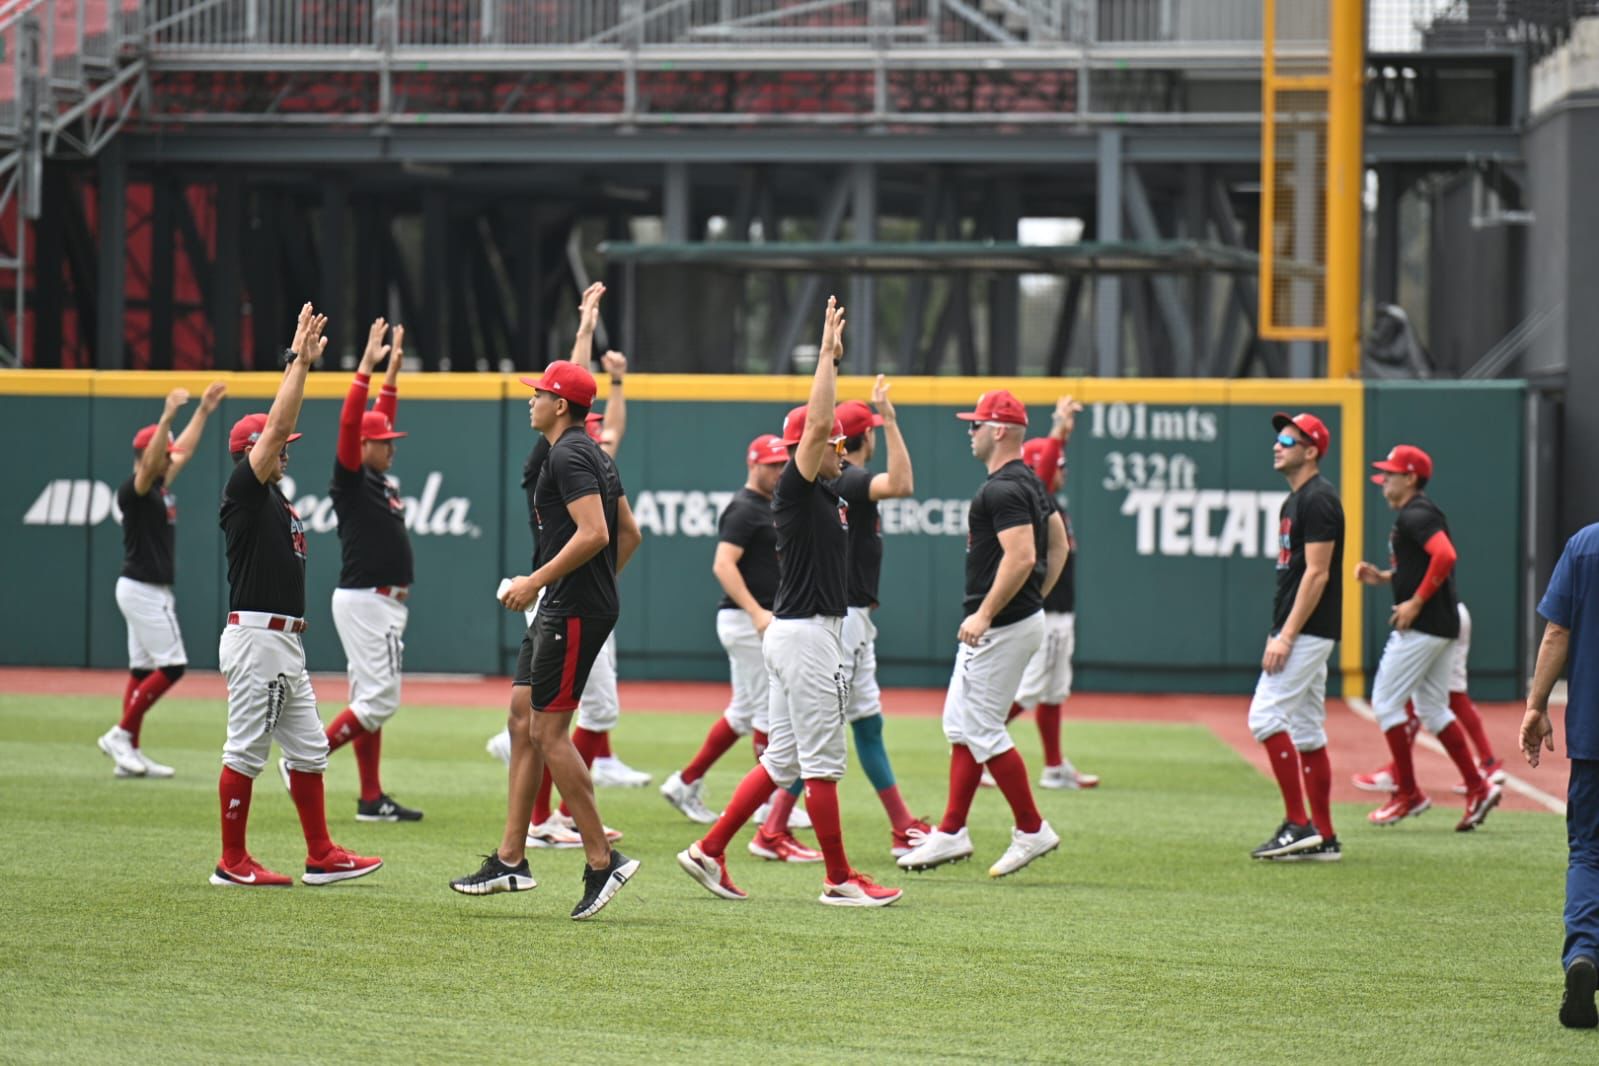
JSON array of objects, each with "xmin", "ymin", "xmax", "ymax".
[{"xmin": 1275, "ymin": 432, "xmax": 1305, "ymax": 448}]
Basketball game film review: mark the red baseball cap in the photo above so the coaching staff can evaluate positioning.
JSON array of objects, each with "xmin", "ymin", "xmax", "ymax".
[
  {"xmin": 520, "ymin": 362, "xmax": 597, "ymax": 408},
  {"xmin": 746, "ymin": 433, "xmax": 788, "ymax": 466},
  {"xmin": 1272, "ymin": 412, "xmax": 1331, "ymax": 456},
  {"xmin": 584, "ymin": 411, "xmax": 605, "ymax": 443},
  {"xmin": 1021, "ymin": 438, "xmax": 1064, "ymax": 483},
  {"xmin": 779, "ymin": 405, "xmax": 846, "ymax": 447},
  {"xmin": 228, "ymin": 413, "xmax": 301, "ymax": 455},
  {"xmin": 360, "ymin": 410, "xmax": 406, "ymax": 441},
  {"xmin": 131, "ymin": 424, "xmax": 184, "ymax": 455},
  {"xmin": 955, "ymin": 390, "xmax": 1028, "ymax": 427},
  {"xmin": 1370, "ymin": 444, "xmax": 1433, "ymax": 484},
  {"xmin": 835, "ymin": 400, "xmax": 885, "ymax": 439}
]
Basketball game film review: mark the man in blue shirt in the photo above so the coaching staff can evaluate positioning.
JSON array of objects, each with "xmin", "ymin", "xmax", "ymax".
[{"xmin": 1523, "ymin": 522, "xmax": 1599, "ymax": 1029}]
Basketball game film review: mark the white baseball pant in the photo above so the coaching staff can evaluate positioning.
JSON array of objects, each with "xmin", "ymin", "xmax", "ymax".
[
  {"xmin": 942, "ymin": 610, "xmax": 1045, "ymax": 763},
  {"xmin": 219, "ymin": 619, "xmax": 329, "ymax": 778},
  {"xmin": 840, "ymin": 605, "xmax": 882, "ymax": 724},
  {"xmin": 116, "ymin": 576, "xmax": 188, "ymax": 670},
  {"xmin": 330, "ymin": 588, "xmax": 407, "ymax": 731},
  {"xmin": 1371, "ymin": 628, "xmax": 1456, "ymax": 733},
  {"xmin": 717, "ymin": 608, "xmax": 766, "ymax": 736},
  {"xmin": 1448, "ymin": 602, "xmax": 1472, "ymax": 694},
  {"xmin": 1014, "ymin": 610, "xmax": 1075, "ymax": 709},
  {"xmin": 759, "ymin": 615, "xmax": 847, "ymax": 787},
  {"xmin": 576, "ymin": 632, "xmax": 620, "ymax": 732},
  {"xmin": 1246, "ymin": 634, "xmax": 1336, "ymax": 751}
]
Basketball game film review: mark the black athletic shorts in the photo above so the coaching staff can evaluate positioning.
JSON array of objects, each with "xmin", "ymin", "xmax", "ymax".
[{"xmin": 514, "ymin": 612, "xmax": 617, "ymax": 712}]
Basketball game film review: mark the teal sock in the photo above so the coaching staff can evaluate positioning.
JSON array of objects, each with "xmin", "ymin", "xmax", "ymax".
[
  {"xmin": 851, "ymin": 714, "xmax": 896, "ymax": 791},
  {"xmin": 785, "ymin": 779, "xmax": 803, "ymax": 797}
]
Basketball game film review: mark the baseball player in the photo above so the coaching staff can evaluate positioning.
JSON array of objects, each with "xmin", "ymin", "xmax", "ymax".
[
  {"xmin": 98, "ymin": 379, "xmax": 226, "ymax": 778},
  {"xmin": 1006, "ymin": 396, "xmax": 1099, "ymax": 791},
  {"xmin": 1350, "ymin": 601, "xmax": 1507, "ymax": 794},
  {"xmin": 451, "ymin": 359, "xmax": 643, "ymax": 921},
  {"xmin": 309, "ymin": 317, "xmax": 422, "ymax": 823},
  {"xmin": 212, "ymin": 304, "xmax": 382, "ymax": 888},
  {"xmin": 830, "ymin": 378, "xmax": 932, "ymax": 858},
  {"xmin": 660, "ymin": 432, "xmax": 824, "ymax": 863},
  {"xmin": 678, "ymin": 297, "xmax": 902, "ymax": 906},
  {"xmin": 1357, "ymin": 444, "xmax": 1502, "ymax": 830},
  {"xmin": 896, "ymin": 388, "xmax": 1067, "ymax": 879},
  {"xmin": 1244, "ymin": 413, "xmax": 1344, "ymax": 862}
]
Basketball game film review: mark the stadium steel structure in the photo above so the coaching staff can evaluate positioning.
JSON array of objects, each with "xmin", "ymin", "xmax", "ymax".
[{"xmin": 0, "ymin": 0, "xmax": 1574, "ymax": 381}]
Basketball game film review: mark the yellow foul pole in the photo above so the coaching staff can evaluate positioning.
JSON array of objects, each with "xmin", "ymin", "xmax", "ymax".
[{"xmin": 1325, "ymin": 0, "xmax": 1365, "ymax": 379}]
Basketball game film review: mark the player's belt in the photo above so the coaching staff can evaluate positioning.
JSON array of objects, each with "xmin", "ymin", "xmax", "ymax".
[
  {"xmin": 374, "ymin": 586, "xmax": 409, "ymax": 602},
  {"xmin": 226, "ymin": 611, "xmax": 308, "ymax": 634}
]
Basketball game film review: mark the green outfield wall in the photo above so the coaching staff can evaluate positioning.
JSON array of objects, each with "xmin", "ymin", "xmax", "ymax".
[{"xmin": 0, "ymin": 373, "xmax": 1525, "ymax": 699}]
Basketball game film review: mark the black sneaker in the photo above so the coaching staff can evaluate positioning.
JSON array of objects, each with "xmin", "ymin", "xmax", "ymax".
[
  {"xmin": 1562, "ymin": 956, "xmax": 1599, "ymax": 1029},
  {"xmin": 1250, "ymin": 820, "xmax": 1323, "ymax": 860},
  {"xmin": 571, "ymin": 849, "xmax": 641, "ymax": 921},
  {"xmin": 1273, "ymin": 836, "xmax": 1342, "ymax": 863},
  {"xmin": 358, "ymin": 793, "xmax": 424, "ymax": 823},
  {"xmin": 450, "ymin": 852, "xmax": 536, "ymax": 896}
]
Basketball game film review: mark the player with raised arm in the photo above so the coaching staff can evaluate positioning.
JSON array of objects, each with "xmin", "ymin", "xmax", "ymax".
[
  {"xmin": 830, "ymin": 377, "xmax": 932, "ymax": 857},
  {"xmin": 212, "ymin": 304, "xmax": 382, "ymax": 888},
  {"xmin": 451, "ymin": 356, "xmax": 644, "ymax": 920},
  {"xmin": 896, "ymin": 389, "xmax": 1067, "ymax": 879},
  {"xmin": 1357, "ymin": 445, "xmax": 1502, "ymax": 831},
  {"xmin": 99, "ymin": 379, "xmax": 226, "ymax": 778},
  {"xmin": 1245, "ymin": 413, "xmax": 1344, "ymax": 861},
  {"xmin": 678, "ymin": 297, "xmax": 902, "ymax": 906},
  {"xmin": 1006, "ymin": 396, "xmax": 1099, "ymax": 791}
]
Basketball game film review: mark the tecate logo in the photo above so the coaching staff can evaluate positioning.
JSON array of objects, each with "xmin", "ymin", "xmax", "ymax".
[{"xmin": 23, "ymin": 473, "xmax": 480, "ymax": 538}]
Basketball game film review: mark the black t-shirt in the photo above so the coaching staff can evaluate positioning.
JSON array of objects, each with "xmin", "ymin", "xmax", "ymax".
[
  {"xmin": 717, "ymin": 488, "xmax": 780, "ymax": 611},
  {"xmin": 1272, "ymin": 474, "xmax": 1345, "ymax": 641},
  {"xmin": 1388, "ymin": 493, "xmax": 1460, "ymax": 639},
  {"xmin": 219, "ymin": 459, "xmax": 307, "ymax": 617},
  {"xmin": 831, "ymin": 462, "xmax": 883, "ymax": 609},
  {"xmin": 533, "ymin": 426, "xmax": 623, "ymax": 619},
  {"xmin": 772, "ymin": 461, "xmax": 849, "ymax": 619},
  {"xmin": 117, "ymin": 475, "xmax": 177, "ymax": 585},
  {"xmin": 330, "ymin": 460, "xmax": 414, "ymax": 588},
  {"xmin": 1043, "ymin": 495, "xmax": 1077, "ymax": 614},
  {"xmin": 963, "ymin": 459, "xmax": 1049, "ymax": 627},
  {"xmin": 522, "ymin": 437, "xmax": 552, "ymax": 569}
]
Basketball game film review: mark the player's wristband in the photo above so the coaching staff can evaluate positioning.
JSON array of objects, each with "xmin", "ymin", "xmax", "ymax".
[{"xmin": 610, "ymin": 377, "xmax": 623, "ymax": 386}]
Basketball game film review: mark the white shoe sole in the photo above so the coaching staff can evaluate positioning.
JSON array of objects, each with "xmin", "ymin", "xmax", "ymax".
[
  {"xmin": 897, "ymin": 847, "xmax": 974, "ymax": 872},
  {"xmin": 1039, "ymin": 776, "xmax": 1099, "ymax": 791},
  {"xmin": 748, "ymin": 840, "xmax": 823, "ymax": 864},
  {"xmin": 98, "ymin": 735, "xmax": 145, "ymax": 776},
  {"xmin": 208, "ymin": 873, "xmax": 289, "ymax": 888},
  {"xmin": 818, "ymin": 887, "xmax": 902, "ymax": 907},
  {"xmin": 1252, "ymin": 833, "xmax": 1324, "ymax": 859},
  {"xmin": 302, "ymin": 860, "xmax": 383, "ymax": 886},
  {"xmin": 138, "ymin": 763, "xmax": 176, "ymax": 779},
  {"xmin": 1353, "ymin": 780, "xmax": 1398, "ymax": 794},
  {"xmin": 676, "ymin": 849, "xmax": 746, "ymax": 900},
  {"xmin": 593, "ymin": 770, "xmax": 653, "ymax": 788},
  {"xmin": 571, "ymin": 858, "xmax": 641, "ymax": 920},
  {"xmin": 989, "ymin": 837, "xmax": 1062, "ymax": 878},
  {"xmin": 449, "ymin": 871, "xmax": 537, "ymax": 895},
  {"xmin": 1370, "ymin": 798, "xmax": 1432, "ymax": 826},
  {"xmin": 526, "ymin": 834, "xmax": 583, "ymax": 849},
  {"xmin": 661, "ymin": 788, "xmax": 720, "ymax": 825}
]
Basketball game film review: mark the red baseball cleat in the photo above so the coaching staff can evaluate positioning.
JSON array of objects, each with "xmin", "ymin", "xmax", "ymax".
[
  {"xmin": 303, "ymin": 845, "xmax": 383, "ymax": 885},
  {"xmin": 1368, "ymin": 791, "xmax": 1432, "ymax": 826},
  {"xmin": 209, "ymin": 855, "xmax": 293, "ymax": 888},
  {"xmin": 1457, "ymin": 782, "xmax": 1504, "ymax": 831},
  {"xmin": 1352, "ymin": 763, "xmax": 1398, "ymax": 793},
  {"xmin": 748, "ymin": 828, "xmax": 823, "ymax": 863},
  {"xmin": 677, "ymin": 842, "xmax": 747, "ymax": 900},
  {"xmin": 892, "ymin": 819, "xmax": 934, "ymax": 858},
  {"xmin": 820, "ymin": 870, "xmax": 903, "ymax": 907},
  {"xmin": 1453, "ymin": 757, "xmax": 1509, "ymax": 795}
]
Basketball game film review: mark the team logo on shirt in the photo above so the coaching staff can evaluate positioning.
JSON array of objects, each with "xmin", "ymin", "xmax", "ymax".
[
  {"xmin": 285, "ymin": 501, "xmax": 308, "ymax": 559},
  {"xmin": 161, "ymin": 488, "xmax": 177, "ymax": 524},
  {"xmin": 385, "ymin": 481, "xmax": 405, "ymax": 514},
  {"xmin": 838, "ymin": 501, "xmax": 850, "ymax": 528},
  {"xmin": 1276, "ymin": 517, "xmax": 1293, "ymax": 570}
]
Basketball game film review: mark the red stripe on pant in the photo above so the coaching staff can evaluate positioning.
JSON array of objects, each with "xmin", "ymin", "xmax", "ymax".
[{"xmin": 545, "ymin": 616, "xmax": 583, "ymax": 713}]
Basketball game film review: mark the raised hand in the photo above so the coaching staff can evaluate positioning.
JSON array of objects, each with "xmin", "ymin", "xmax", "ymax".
[
  {"xmin": 871, "ymin": 373, "xmax": 895, "ymax": 421},
  {"xmin": 298, "ymin": 311, "xmax": 329, "ymax": 366},
  {"xmin": 578, "ymin": 282, "xmax": 605, "ymax": 337},
  {"xmin": 360, "ymin": 317, "xmax": 392, "ymax": 375},
  {"xmin": 601, "ymin": 350, "xmax": 627, "ymax": 380},
  {"xmin": 1054, "ymin": 395, "xmax": 1084, "ymax": 435},
  {"xmin": 200, "ymin": 381, "xmax": 227, "ymax": 413},
  {"xmin": 163, "ymin": 388, "xmax": 190, "ymax": 418},
  {"xmin": 819, "ymin": 295, "xmax": 846, "ymax": 367},
  {"xmin": 387, "ymin": 325, "xmax": 405, "ymax": 382}
]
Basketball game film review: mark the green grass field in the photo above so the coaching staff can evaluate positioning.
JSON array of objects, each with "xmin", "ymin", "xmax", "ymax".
[{"xmin": 0, "ymin": 691, "xmax": 1588, "ymax": 1064}]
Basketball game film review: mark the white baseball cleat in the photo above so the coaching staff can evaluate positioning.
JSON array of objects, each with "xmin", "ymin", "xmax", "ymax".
[
  {"xmin": 988, "ymin": 820, "xmax": 1062, "ymax": 878},
  {"xmin": 98, "ymin": 727, "xmax": 146, "ymax": 776},
  {"xmin": 895, "ymin": 826, "xmax": 974, "ymax": 871},
  {"xmin": 754, "ymin": 799, "xmax": 813, "ymax": 831},
  {"xmin": 485, "ymin": 729, "xmax": 511, "ymax": 766},
  {"xmin": 1039, "ymin": 763, "xmax": 1099, "ymax": 790},
  {"xmin": 526, "ymin": 818, "xmax": 583, "ymax": 849},
  {"xmin": 979, "ymin": 769, "xmax": 998, "ymax": 788},
  {"xmin": 660, "ymin": 771, "xmax": 720, "ymax": 824},
  {"xmin": 133, "ymin": 749, "xmax": 176, "ymax": 779},
  {"xmin": 277, "ymin": 756, "xmax": 292, "ymax": 792},
  {"xmin": 591, "ymin": 755, "xmax": 652, "ymax": 788},
  {"xmin": 550, "ymin": 811, "xmax": 623, "ymax": 844}
]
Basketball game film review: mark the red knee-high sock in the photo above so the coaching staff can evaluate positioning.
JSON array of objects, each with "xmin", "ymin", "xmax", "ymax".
[
  {"xmin": 938, "ymin": 745, "xmax": 985, "ymax": 834},
  {"xmin": 120, "ymin": 672, "xmax": 177, "ymax": 746},
  {"xmin": 752, "ymin": 729, "xmax": 769, "ymax": 760},
  {"xmin": 1300, "ymin": 746, "xmax": 1334, "ymax": 840},
  {"xmin": 558, "ymin": 727, "xmax": 605, "ymax": 818},
  {"xmin": 877, "ymin": 785, "xmax": 916, "ymax": 833},
  {"xmin": 532, "ymin": 769, "xmax": 555, "ymax": 825},
  {"xmin": 121, "ymin": 671, "xmax": 144, "ymax": 719},
  {"xmin": 701, "ymin": 763, "xmax": 776, "ymax": 857},
  {"xmin": 1403, "ymin": 701, "xmax": 1422, "ymax": 745},
  {"xmin": 1449, "ymin": 691, "xmax": 1496, "ymax": 762},
  {"xmin": 760, "ymin": 787, "xmax": 798, "ymax": 835},
  {"xmin": 352, "ymin": 727, "xmax": 383, "ymax": 803},
  {"xmin": 1036, "ymin": 702, "xmax": 1064, "ymax": 767},
  {"xmin": 683, "ymin": 718, "xmax": 741, "ymax": 785},
  {"xmin": 803, "ymin": 779, "xmax": 851, "ymax": 884},
  {"xmin": 1383, "ymin": 724, "xmax": 1420, "ymax": 796},
  {"xmin": 596, "ymin": 731, "xmax": 613, "ymax": 759},
  {"xmin": 287, "ymin": 769, "xmax": 333, "ymax": 858},
  {"xmin": 218, "ymin": 766, "xmax": 253, "ymax": 867},
  {"xmin": 986, "ymin": 748, "xmax": 1043, "ymax": 834},
  {"xmin": 1006, "ymin": 701, "xmax": 1026, "ymax": 724},
  {"xmin": 1436, "ymin": 721, "xmax": 1486, "ymax": 792},
  {"xmin": 1262, "ymin": 732, "xmax": 1309, "ymax": 824},
  {"xmin": 325, "ymin": 708, "xmax": 363, "ymax": 753}
]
